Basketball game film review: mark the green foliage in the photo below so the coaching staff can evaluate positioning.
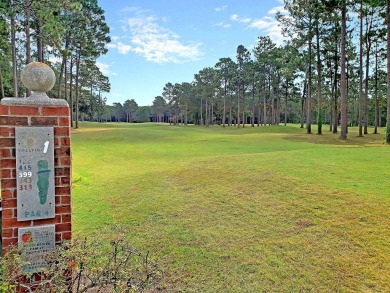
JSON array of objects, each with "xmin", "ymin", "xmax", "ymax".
[
  {"xmin": 1, "ymin": 0, "xmax": 111, "ymax": 118},
  {"xmin": 317, "ymin": 111, "xmax": 323, "ymax": 134},
  {"xmin": 152, "ymin": 96, "xmax": 167, "ymax": 118},
  {"xmin": 0, "ymin": 229, "xmax": 161, "ymax": 292},
  {"xmin": 386, "ymin": 123, "xmax": 390, "ymax": 143},
  {"xmin": 0, "ymin": 2, "xmax": 11, "ymax": 98},
  {"xmin": 0, "ymin": 246, "xmax": 25, "ymax": 292},
  {"xmin": 123, "ymin": 99, "xmax": 139, "ymax": 122},
  {"xmin": 136, "ymin": 106, "xmax": 151, "ymax": 123}
]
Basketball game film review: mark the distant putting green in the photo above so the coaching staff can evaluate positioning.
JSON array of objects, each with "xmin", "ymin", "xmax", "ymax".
[{"xmin": 71, "ymin": 122, "xmax": 390, "ymax": 292}]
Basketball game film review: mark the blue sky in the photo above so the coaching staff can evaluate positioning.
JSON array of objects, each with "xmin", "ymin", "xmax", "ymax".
[{"xmin": 97, "ymin": 0, "xmax": 286, "ymax": 106}]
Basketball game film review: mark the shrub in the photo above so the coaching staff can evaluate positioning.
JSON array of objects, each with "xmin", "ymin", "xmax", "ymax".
[
  {"xmin": 0, "ymin": 247, "xmax": 25, "ymax": 293},
  {"xmin": 0, "ymin": 228, "xmax": 162, "ymax": 292}
]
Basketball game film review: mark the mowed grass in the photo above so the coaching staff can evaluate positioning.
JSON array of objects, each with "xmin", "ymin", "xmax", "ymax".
[{"xmin": 71, "ymin": 122, "xmax": 390, "ymax": 292}]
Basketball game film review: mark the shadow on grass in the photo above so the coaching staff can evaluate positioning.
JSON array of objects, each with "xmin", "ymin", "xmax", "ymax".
[{"xmin": 282, "ymin": 130, "xmax": 386, "ymax": 147}]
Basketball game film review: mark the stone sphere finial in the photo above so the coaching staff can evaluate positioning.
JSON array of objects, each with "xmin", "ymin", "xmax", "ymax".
[{"xmin": 21, "ymin": 62, "xmax": 56, "ymax": 99}]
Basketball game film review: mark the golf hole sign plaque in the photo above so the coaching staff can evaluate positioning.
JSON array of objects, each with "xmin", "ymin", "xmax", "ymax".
[
  {"xmin": 16, "ymin": 127, "xmax": 55, "ymax": 221},
  {"xmin": 18, "ymin": 225, "xmax": 56, "ymax": 273}
]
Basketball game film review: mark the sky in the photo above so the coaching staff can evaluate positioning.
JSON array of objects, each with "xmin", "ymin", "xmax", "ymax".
[{"xmin": 96, "ymin": 0, "xmax": 287, "ymax": 106}]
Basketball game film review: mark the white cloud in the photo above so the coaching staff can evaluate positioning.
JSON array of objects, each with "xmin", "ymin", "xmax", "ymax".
[
  {"xmin": 120, "ymin": 6, "xmax": 151, "ymax": 15},
  {"xmin": 267, "ymin": 5, "xmax": 287, "ymax": 15},
  {"xmin": 249, "ymin": 18, "xmax": 285, "ymax": 45},
  {"xmin": 230, "ymin": 14, "xmax": 251, "ymax": 23},
  {"xmin": 229, "ymin": 5, "xmax": 288, "ymax": 46},
  {"xmin": 96, "ymin": 62, "xmax": 118, "ymax": 76},
  {"xmin": 215, "ymin": 22, "xmax": 231, "ymax": 28},
  {"xmin": 249, "ymin": 19, "xmax": 274, "ymax": 29},
  {"xmin": 215, "ymin": 5, "xmax": 227, "ymax": 12},
  {"xmin": 110, "ymin": 12, "xmax": 203, "ymax": 63},
  {"xmin": 265, "ymin": 22, "xmax": 285, "ymax": 45},
  {"xmin": 107, "ymin": 41, "xmax": 132, "ymax": 54}
]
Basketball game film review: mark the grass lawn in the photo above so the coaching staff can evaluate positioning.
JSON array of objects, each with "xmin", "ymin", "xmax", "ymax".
[{"xmin": 71, "ymin": 122, "xmax": 390, "ymax": 292}]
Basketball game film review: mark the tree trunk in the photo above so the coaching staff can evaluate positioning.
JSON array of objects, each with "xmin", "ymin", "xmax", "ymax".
[
  {"xmin": 374, "ymin": 42, "xmax": 378, "ymax": 134},
  {"xmin": 25, "ymin": 0, "xmax": 31, "ymax": 65},
  {"xmin": 237, "ymin": 85, "xmax": 240, "ymax": 128},
  {"xmin": 242, "ymin": 102, "xmax": 245, "ymax": 127},
  {"xmin": 349, "ymin": 59, "xmax": 356, "ymax": 127},
  {"xmin": 64, "ymin": 53, "xmax": 68, "ymax": 103},
  {"xmin": 316, "ymin": 21, "xmax": 323, "ymax": 134},
  {"xmin": 359, "ymin": 0, "xmax": 364, "ymax": 137},
  {"xmin": 263, "ymin": 79, "xmax": 267, "ymax": 126},
  {"xmin": 0, "ymin": 66, "xmax": 4, "ymax": 99},
  {"xmin": 340, "ymin": 0, "xmax": 348, "ymax": 140},
  {"xmin": 276, "ymin": 75, "xmax": 281, "ymax": 125},
  {"xmin": 75, "ymin": 53, "xmax": 80, "ymax": 129},
  {"xmin": 306, "ymin": 19, "xmax": 312, "ymax": 134},
  {"xmin": 268, "ymin": 79, "xmax": 272, "ymax": 125},
  {"xmin": 58, "ymin": 37, "xmax": 69, "ymax": 99},
  {"xmin": 10, "ymin": 0, "xmax": 18, "ymax": 96},
  {"xmin": 25, "ymin": 0, "xmax": 31, "ymax": 96},
  {"xmin": 185, "ymin": 102, "xmax": 188, "ymax": 125},
  {"xmin": 229, "ymin": 101, "xmax": 232, "ymax": 126},
  {"xmin": 284, "ymin": 84, "xmax": 288, "ymax": 126},
  {"xmin": 212, "ymin": 101, "xmax": 215, "ymax": 125},
  {"xmin": 58, "ymin": 57, "xmax": 66, "ymax": 99},
  {"xmin": 205, "ymin": 98, "xmax": 209, "ymax": 126},
  {"xmin": 333, "ymin": 39, "xmax": 338, "ymax": 134},
  {"xmin": 69, "ymin": 57, "xmax": 74, "ymax": 127},
  {"xmin": 200, "ymin": 98, "xmax": 203, "ymax": 125},
  {"xmin": 223, "ymin": 83, "xmax": 226, "ymax": 127},
  {"xmin": 251, "ymin": 83, "xmax": 255, "ymax": 127},
  {"xmin": 301, "ymin": 80, "xmax": 306, "ymax": 128},
  {"xmin": 329, "ymin": 67, "xmax": 333, "ymax": 132},
  {"xmin": 258, "ymin": 91, "xmax": 261, "ymax": 127},
  {"xmin": 364, "ymin": 12, "xmax": 372, "ymax": 135},
  {"xmin": 271, "ymin": 92, "xmax": 275, "ymax": 125},
  {"xmin": 346, "ymin": 58, "xmax": 350, "ymax": 129},
  {"xmin": 37, "ymin": 20, "xmax": 43, "ymax": 62}
]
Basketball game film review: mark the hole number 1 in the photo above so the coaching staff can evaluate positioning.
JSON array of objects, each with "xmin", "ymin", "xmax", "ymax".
[{"xmin": 43, "ymin": 141, "xmax": 49, "ymax": 153}]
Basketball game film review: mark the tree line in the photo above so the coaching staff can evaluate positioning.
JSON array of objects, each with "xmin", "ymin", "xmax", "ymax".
[
  {"xmin": 1, "ymin": 0, "xmax": 389, "ymax": 142},
  {"xmin": 70, "ymin": 0, "xmax": 390, "ymax": 141},
  {"xmin": 0, "ymin": 0, "xmax": 111, "ymax": 128},
  {"xmin": 143, "ymin": 0, "xmax": 388, "ymax": 142}
]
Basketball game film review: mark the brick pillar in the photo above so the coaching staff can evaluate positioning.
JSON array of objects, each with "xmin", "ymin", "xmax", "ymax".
[{"xmin": 0, "ymin": 100, "xmax": 72, "ymax": 254}]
